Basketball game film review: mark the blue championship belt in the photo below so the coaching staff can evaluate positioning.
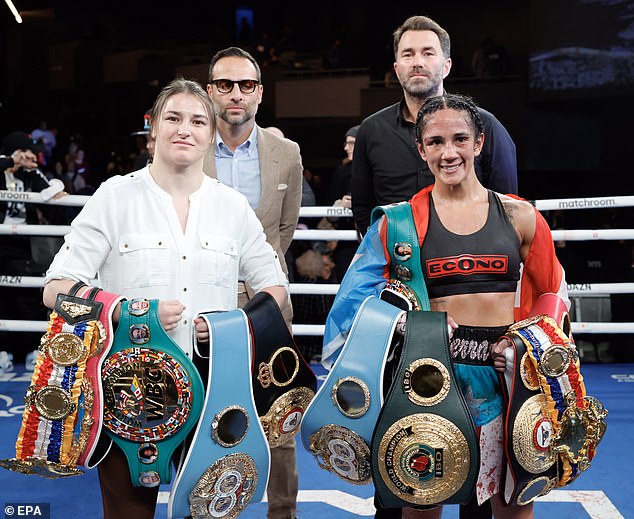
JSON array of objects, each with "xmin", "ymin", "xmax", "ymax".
[
  {"xmin": 101, "ymin": 299, "xmax": 204, "ymax": 488},
  {"xmin": 300, "ymin": 296, "xmax": 403, "ymax": 485},
  {"xmin": 168, "ymin": 309, "xmax": 270, "ymax": 519},
  {"xmin": 371, "ymin": 311, "xmax": 479, "ymax": 508}
]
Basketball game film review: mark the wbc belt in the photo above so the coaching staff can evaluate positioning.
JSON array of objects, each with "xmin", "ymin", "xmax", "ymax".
[
  {"xmin": 371, "ymin": 311, "xmax": 479, "ymax": 508},
  {"xmin": 0, "ymin": 282, "xmax": 106, "ymax": 478},
  {"xmin": 300, "ymin": 296, "xmax": 403, "ymax": 485},
  {"xmin": 101, "ymin": 299, "xmax": 204, "ymax": 488},
  {"xmin": 168, "ymin": 309, "xmax": 270, "ymax": 519},
  {"xmin": 243, "ymin": 292, "xmax": 317, "ymax": 449}
]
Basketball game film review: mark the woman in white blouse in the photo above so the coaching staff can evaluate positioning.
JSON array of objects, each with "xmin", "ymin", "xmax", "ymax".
[{"xmin": 43, "ymin": 77, "xmax": 288, "ymax": 518}]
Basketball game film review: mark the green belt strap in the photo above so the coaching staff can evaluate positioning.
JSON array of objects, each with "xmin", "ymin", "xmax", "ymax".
[
  {"xmin": 371, "ymin": 202, "xmax": 430, "ymax": 311},
  {"xmin": 370, "ymin": 310, "xmax": 479, "ymax": 508}
]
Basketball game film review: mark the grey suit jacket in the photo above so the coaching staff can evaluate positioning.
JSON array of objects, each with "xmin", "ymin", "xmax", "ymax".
[{"xmin": 203, "ymin": 125, "xmax": 303, "ymax": 276}]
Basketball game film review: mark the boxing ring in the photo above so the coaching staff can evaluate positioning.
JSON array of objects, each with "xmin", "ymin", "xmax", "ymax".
[
  {"xmin": 0, "ymin": 190, "xmax": 633, "ymax": 519},
  {"xmin": 1, "ymin": 191, "xmax": 633, "ymax": 339}
]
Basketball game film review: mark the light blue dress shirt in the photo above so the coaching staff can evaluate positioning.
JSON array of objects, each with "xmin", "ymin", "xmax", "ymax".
[{"xmin": 214, "ymin": 126, "xmax": 261, "ymax": 211}]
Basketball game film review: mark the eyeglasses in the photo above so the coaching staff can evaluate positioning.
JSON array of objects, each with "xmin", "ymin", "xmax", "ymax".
[{"xmin": 211, "ymin": 79, "xmax": 259, "ymax": 94}]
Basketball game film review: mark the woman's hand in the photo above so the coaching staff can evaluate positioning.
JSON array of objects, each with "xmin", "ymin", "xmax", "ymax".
[
  {"xmin": 395, "ymin": 313, "xmax": 458, "ymax": 338},
  {"xmin": 194, "ymin": 316, "xmax": 209, "ymax": 343},
  {"xmin": 491, "ymin": 336, "xmax": 513, "ymax": 372},
  {"xmin": 158, "ymin": 300, "xmax": 185, "ymax": 332}
]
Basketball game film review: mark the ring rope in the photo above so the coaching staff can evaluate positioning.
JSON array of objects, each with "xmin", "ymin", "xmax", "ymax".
[
  {"xmin": 2, "ymin": 277, "xmax": 632, "ymax": 296},
  {"xmin": 3, "ymin": 191, "xmax": 634, "ymax": 213},
  {"xmin": 2, "ymin": 224, "xmax": 634, "ymax": 242}
]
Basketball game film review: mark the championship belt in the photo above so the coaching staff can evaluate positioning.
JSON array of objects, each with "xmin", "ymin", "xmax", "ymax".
[
  {"xmin": 243, "ymin": 292, "xmax": 317, "ymax": 448},
  {"xmin": 101, "ymin": 298, "xmax": 204, "ymax": 488},
  {"xmin": 371, "ymin": 311, "xmax": 479, "ymax": 508},
  {"xmin": 371, "ymin": 201, "xmax": 431, "ymax": 311},
  {"xmin": 300, "ymin": 296, "xmax": 403, "ymax": 485},
  {"xmin": 0, "ymin": 282, "xmax": 106, "ymax": 478},
  {"xmin": 168, "ymin": 309, "xmax": 270, "ymax": 519},
  {"xmin": 78, "ymin": 289, "xmax": 125, "ymax": 468},
  {"xmin": 501, "ymin": 298, "xmax": 607, "ymax": 504}
]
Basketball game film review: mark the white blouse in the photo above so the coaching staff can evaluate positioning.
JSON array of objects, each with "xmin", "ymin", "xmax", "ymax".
[{"xmin": 45, "ymin": 166, "xmax": 287, "ymax": 356}]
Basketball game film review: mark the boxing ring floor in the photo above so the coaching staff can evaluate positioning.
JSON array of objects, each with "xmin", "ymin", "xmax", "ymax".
[{"xmin": 0, "ymin": 361, "xmax": 630, "ymax": 519}]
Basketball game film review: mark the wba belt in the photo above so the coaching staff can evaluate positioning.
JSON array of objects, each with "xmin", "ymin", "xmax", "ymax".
[
  {"xmin": 371, "ymin": 311, "xmax": 479, "ymax": 508},
  {"xmin": 101, "ymin": 298, "xmax": 204, "ymax": 488},
  {"xmin": 243, "ymin": 291, "xmax": 317, "ymax": 449},
  {"xmin": 300, "ymin": 296, "xmax": 404, "ymax": 485},
  {"xmin": 0, "ymin": 282, "xmax": 107, "ymax": 478},
  {"xmin": 501, "ymin": 311, "xmax": 607, "ymax": 503},
  {"xmin": 168, "ymin": 309, "xmax": 270, "ymax": 519}
]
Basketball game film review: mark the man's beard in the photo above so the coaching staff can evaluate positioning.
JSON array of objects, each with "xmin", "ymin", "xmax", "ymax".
[
  {"xmin": 219, "ymin": 110, "xmax": 250, "ymax": 127},
  {"xmin": 402, "ymin": 71, "xmax": 443, "ymax": 99}
]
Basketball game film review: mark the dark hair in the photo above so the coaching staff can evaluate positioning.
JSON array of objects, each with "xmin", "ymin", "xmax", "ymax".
[
  {"xmin": 415, "ymin": 94, "xmax": 484, "ymax": 143},
  {"xmin": 150, "ymin": 77, "xmax": 215, "ymax": 140},
  {"xmin": 208, "ymin": 46, "xmax": 262, "ymax": 83},
  {"xmin": 393, "ymin": 15, "xmax": 451, "ymax": 59}
]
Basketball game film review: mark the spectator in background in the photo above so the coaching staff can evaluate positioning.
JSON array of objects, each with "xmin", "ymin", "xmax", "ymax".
[
  {"xmin": 31, "ymin": 120, "xmax": 57, "ymax": 170},
  {"xmin": 291, "ymin": 247, "xmax": 336, "ymax": 362},
  {"xmin": 1, "ymin": 130, "xmax": 68, "ymax": 368},
  {"xmin": 327, "ymin": 125, "xmax": 359, "ymax": 282}
]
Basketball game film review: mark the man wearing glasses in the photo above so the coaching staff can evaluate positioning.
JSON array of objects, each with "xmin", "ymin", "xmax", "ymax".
[{"xmin": 203, "ymin": 46, "xmax": 303, "ymax": 519}]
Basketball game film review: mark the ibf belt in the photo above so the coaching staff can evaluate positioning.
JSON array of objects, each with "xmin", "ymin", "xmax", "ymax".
[
  {"xmin": 0, "ymin": 283, "xmax": 106, "ymax": 479},
  {"xmin": 243, "ymin": 292, "xmax": 317, "ymax": 448},
  {"xmin": 102, "ymin": 298, "xmax": 204, "ymax": 488},
  {"xmin": 168, "ymin": 309, "xmax": 270, "ymax": 519},
  {"xmin": 503, "ymin": 314, "xmax": 607, "ymax": 492},
  {"xmin": 300, "ymin": 296, "xmax": 404, "ymax": 485},
  {"xmin": 371, "ymin": 311, "xmax": 479, "ymax": 508}
]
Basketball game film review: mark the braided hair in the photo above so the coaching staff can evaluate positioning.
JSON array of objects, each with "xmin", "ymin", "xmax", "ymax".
[{"xmin": 415, "ymin": 93, "xmax": 484, "ymax": 144}]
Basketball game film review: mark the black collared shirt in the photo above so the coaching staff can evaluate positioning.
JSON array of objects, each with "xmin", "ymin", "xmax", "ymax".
[{"xmin": 351, "ymin": 98, "xmax": 517, "ymax": 235}]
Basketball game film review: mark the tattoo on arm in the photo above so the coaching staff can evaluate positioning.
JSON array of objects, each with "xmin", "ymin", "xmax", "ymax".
[{"xmin": 502, "ymin": 202, "xmax": 516, "ymax": 226}]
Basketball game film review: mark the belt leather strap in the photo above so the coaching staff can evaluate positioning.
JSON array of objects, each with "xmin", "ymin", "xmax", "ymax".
[
  {"xmin": 101, "ymin": 299, "xmax": 204, "ymax": 488},
  {"xmin": 169, "ymin": 309, "xmax": 270, "ymax": 519},
  {"xmin": 243, "ymin": 291, "xmax": 317, "ymax": 448},
  {"xmin": 300, "ymin": 296, "xmax": 404, "ymax": 485},
  {"xmin": 371, "ymin": 310, "xmax": 479, "ymax": 508}
]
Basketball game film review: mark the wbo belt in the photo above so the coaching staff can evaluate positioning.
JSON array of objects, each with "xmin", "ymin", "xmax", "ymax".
[
  {"xmin": 371, "ymin": 310, "xmax": 479, "ymax": 508},
  {"xmin": 243, "ymin": 291, "xmax": 317, "ymax": 449},
  {"xmin": 500, "ymin": 308, "xmax": 607, "ymax": 503},
  {"xmin": 169, "ymin": 309, "xmax": 270, "ymax": 519},
  {"xmin": 101, "ymin": 298, "xmax": 204, "ymax": 489},
  {"xmin": 0, "ymin": 282, "xmax": 107, "ymax": 478},
  {"xmin": 300, "ymin": 296, "xmax": 404, "ymax": 485}
]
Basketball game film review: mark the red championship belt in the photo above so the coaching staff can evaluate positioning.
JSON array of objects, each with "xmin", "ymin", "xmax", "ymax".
[{"xmin": 78, "ymin": 289, "xmax": 125, "ymax": 468}]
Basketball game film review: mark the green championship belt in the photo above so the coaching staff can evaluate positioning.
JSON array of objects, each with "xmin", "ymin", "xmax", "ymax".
[
  {"xmin": 371, "ymin": 201, "xmax": 430, "ymax": 311},
  {"xmin": 371, "ymin": 311, "xmax": 479, "ymax": 508},
  {"xmin": 101, "ymin": 298, "xmax": 204, "ymax": 487}
]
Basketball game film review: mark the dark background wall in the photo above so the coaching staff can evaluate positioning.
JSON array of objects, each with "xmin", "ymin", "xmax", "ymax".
[{"xmin": 1, "ymin": 0, "xmax": 633, "ymax": 203}]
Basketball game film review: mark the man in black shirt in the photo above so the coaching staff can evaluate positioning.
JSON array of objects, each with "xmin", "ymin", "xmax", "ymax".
[{"xmin": 352, "ymin": 15, "xmax": 517, "ymax": 236}]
